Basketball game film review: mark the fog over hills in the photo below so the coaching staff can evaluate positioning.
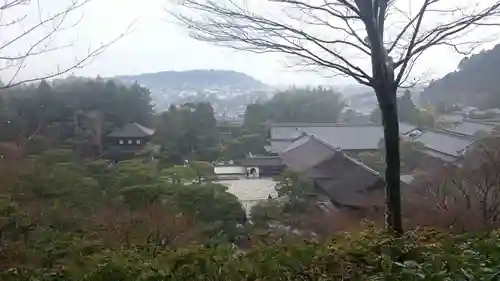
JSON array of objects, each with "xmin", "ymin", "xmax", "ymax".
[
  {"xmin": 421, "ymin": 44, "xmax": 500, "ymax": 108},
  {"xmin": 112, "ymin": 70, "xmax": 272, "ymax": 118},
  {"xmin": 114, "ymin": 69, "xmax": 268, "ymax": 91}
]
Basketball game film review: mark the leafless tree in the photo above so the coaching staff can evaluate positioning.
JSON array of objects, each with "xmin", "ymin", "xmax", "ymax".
[
  {"xmin": 408, "ymin": 138, "xmax": 500, "ymax": 232},
  {"xmin": 0, "ymin": 0, "xmax": 129, "ymax": 88},
  {"xmin": 169, "ymin": 0, "xmax": 500, "ymax": 235}
]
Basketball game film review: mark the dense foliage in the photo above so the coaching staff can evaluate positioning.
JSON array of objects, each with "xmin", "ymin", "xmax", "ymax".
[
  {"xmin": 244, "ymin": 87, "xmax": 347, "ymax": 127},
  {"xmin": 4, "ymin": 227, "xmax": 500, "ymax": 280},
  {"xmin": 155, "ymin": 103, "xmax": 220, "ymax": 163},
  {"xmin": 0, "ymin": 149, "xmax": 246, "ymax": 271}
]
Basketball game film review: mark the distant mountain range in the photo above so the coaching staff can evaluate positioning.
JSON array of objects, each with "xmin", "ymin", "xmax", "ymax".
[
  {"xmin": 421, "ymin": 44, "xmax": 500, "ymax": 108},
  {"xmin": 114, "ymin": 70, "xmax": 268, "ymax": 91}
]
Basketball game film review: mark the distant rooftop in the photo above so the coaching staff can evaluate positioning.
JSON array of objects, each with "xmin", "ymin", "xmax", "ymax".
[
  {"xmin": 447, "ymin": 120, "xmax": 496, "ymax": 137},
  {"xmin": 411, "ymin": 129, "xmax": 477, "ymax": 158},
  {"xmin": 436, "ymin": 114, "xmax": 464, "ymax": 123},
  {"xmin": 107, "ymin": 121, "xmax": 155, "ymax": 138},
  {"xmin": 269, "ymin": 121, "xmax": 482, "ymax": 163},
  {"xmin": 269, "ymin": 122, "xmax": 417, "ymax": 152}
]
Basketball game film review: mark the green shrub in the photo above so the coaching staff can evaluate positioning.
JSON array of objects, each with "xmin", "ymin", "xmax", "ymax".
[{"xmin": 4, "ymin": 228, "xmax": 500, "ymax": 281}]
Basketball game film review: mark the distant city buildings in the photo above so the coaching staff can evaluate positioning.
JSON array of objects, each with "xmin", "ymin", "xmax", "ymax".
[{"xmin": 150, "ymin": 86, "xmax": 274, "ymax": 121}]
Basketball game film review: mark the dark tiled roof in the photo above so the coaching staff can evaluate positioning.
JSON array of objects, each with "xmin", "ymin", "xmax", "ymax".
[
  {"xmin": 300, "ymin": 126, "xmax": 384, "ymax": 150},
  {"xmin": 447, "ymin": 120, "xmax": 496, "ymax": 136},
  {"xmin": 313, "ymin": 153, "xmax": 385, "ymax": 207},
  {"xmin": 280, "ymin": 135, "xmax": 339, "ymax": 172},
  {"xmin": 280, "ymin": 135, "xmax": 384, "ymax": 207},
  {"xmin": 269, "ymin": 122, "xmax": 417, "ymax": 152},
  {"xmin": 412, "ymin": 130, "xmax": 476, "ymax": 158},
  {"xmin": 270, "ymin": 125, "xmax": 307, "ymax": 140},
  {"xmin": 107, "ymin": 122, "xmax": 155, "ymax": 138},
  {"xmin": 280, "ymin": 134, "xmax": 420, "ymax": 207},
  {"xmin": 268, "ymin": 140, "xmax": 296, "ymax": 153}
]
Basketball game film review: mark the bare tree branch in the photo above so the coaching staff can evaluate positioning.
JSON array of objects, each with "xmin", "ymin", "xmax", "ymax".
[
  {"xmin": 170, "ymin": 0, "xmax": 373, "ymax": 85},
  {"xmin": 0, "ymin": 0, "xmax": 131, "ymax": 88}
]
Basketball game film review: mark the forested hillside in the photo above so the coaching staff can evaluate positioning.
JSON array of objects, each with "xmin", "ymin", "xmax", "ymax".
[
  {"xmin": 421, "ymin": 44, "xmax": 500, "ymax": 108},
  {"xmin": 115, "ymin": 70, "xmax": 267, "ymax": 90}
]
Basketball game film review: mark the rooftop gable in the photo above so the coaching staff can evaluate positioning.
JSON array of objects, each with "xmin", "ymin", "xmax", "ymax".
[
  {"xmin": 280, "ymin": 135, "xmax": 384, "ymax": 206},
  {"xmin": 280, "ymin": 135, "xmax": 339, "ymax": 172},
  {"xmin": 107, "ymin": 121, "xmax": 155, "ymax": 138}
]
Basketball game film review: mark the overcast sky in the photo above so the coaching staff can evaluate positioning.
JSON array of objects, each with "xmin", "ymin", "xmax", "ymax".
[{"xmin": 2, "ymin": 0, "xmax": 499, "ymax": 87}]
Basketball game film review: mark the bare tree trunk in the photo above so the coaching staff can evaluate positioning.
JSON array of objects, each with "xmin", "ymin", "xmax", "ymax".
[{"xmin": 378, "ymin": 87, "xmax": 403, "ymax": 235}]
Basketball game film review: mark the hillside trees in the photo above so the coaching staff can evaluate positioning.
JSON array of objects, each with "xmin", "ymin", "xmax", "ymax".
[
  {"xmin": 422, "ymin": 44, "xmax": 500, "ymax": 108},
  {"xmin": 155, "ymin": 102, "xmax": 220, "ymax": 163},
  {"xmin": 244, "ymin": 87, "xmax": 347, "ymax": 127}
]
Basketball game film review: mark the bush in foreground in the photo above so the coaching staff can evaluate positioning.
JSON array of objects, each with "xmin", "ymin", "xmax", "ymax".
[{"xmin": 3, "ymin": 227, "xmax": 500, "ymax": 281}]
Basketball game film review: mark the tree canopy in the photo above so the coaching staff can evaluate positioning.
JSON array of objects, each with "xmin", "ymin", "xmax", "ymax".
[
  {"xmin": 0, "ymin": 78, "xmax": 153, "ymax": 159},
  {"xmin": 244, "ymin": 87, "xmax": 347, "ymax": 126},
  {"xmin": 154, "ymin": 102, "xmax": 220, "ymax": 163}
]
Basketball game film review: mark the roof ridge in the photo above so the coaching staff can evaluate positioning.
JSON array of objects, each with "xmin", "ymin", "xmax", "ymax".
[
  {"xmin": 428, "ymin": 128, "xmax": 479, "ymax": 141},
  {"xmin": 134, "ymin": 122, "xmax": 155, "ymax": 135}
]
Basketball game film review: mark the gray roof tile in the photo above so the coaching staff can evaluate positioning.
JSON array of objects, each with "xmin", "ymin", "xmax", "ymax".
[
  {"xmin": 301, "ymin": 126, "xmax": 384, "ymax": 150},
  {"xmin": 269, "ymin": 126, "xmax": 305, "ymax": 140},
  {"xmin": 448, "ymin": 121, "xmax": 495, "ymax": 136},
  {"xmin": 270, "ymin": 122, "xmax": 417, "ymax": 152},
  {"xmin": 413, "ymin": 130, "xmax": 476, "ymax": 157},
  {"xmin": 309, "ymin": 153, "xmax": 384, "ymax": 207},
  {"xmin": 279, "ymin": 134, "xmax": 420, "ymax": 207},
  {"xmin": 107, "ymin": 122, "xmax": 155, "ymax": 138},
  {"xmin": 279, "ymin": 135, "xmax": 383, "ymax": 206},
  {"xmin": 269, "ymin": 140, "xmax": 295, "ymax": 153},
  {"xmin": 280, "ymin": 136, "xmax": 338, "ymax": 172}
]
